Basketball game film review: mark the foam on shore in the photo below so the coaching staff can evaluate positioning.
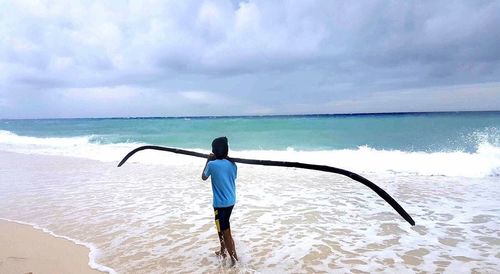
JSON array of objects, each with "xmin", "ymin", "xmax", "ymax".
[{"xmin": 0, "ymin": 150, "xmax": 499, "ymax": 273}]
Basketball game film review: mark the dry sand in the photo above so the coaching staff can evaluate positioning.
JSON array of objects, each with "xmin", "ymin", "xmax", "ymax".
[{"xmin": 0, "ymin": 220, "xmax": 105, "ymax": 274}]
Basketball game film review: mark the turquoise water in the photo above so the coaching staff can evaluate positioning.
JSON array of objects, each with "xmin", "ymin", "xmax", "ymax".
[{"xmin": 1, "ymin": 112, "xmax": 499, "ymax": 153}]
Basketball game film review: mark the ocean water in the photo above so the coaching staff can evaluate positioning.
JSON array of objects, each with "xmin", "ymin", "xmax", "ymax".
[
  {"xmin": 0, "ymin": 111, "xmax": 499, "ymax": 177},
  {"xmin": 1, "ymin": 112, "xmax": 499, "ymax": 152},
  {"xmin": 0, "ymin": 112, "xmax": 499, "ymax": 273}
]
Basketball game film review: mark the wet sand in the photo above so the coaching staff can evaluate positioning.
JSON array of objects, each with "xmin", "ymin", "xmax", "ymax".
[
  {"xmin": 0, "ymin": 150, "xmax": 499, "ymax": 273},
  {"xmin": 0, "ymin": 219, "xmax": 105, "ymax": 274}
]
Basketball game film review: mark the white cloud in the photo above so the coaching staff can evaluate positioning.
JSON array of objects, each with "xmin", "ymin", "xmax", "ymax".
[
  {"xmin": 62, "ymin": 86, "xmax": 140, "ymax": 102},
  {"xmin": 324, "ymin": 82, "xmax": 500, "ymax": 114},
  {"xmin": 0, "ymin": 0, "xmax": 499, "ymax": 118},
  {"xmin": 178, "ymin": 90, "xmax": 239, "ymax": 107},
  {"xmin": 179, "ymin": 91, "xmax": 212, "ymax": 101},
  {"xmin": 0, "ymin": 0, "xmax": 332, "ymax": 75},
  {"xmin": 48, "ymin": 57, "xmax": 74, "ymax": 71},
  {"xmin": 0, "ymin": 98, "xmax": 7, "ymax": 107}
]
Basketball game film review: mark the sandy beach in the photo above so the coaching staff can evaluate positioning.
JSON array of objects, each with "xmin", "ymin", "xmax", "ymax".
[
  {"xmin": 0, "ymin": 219, "xmax": 105, "ymax": 274},
  {"xmin": 0, "ymin": 150, "xmax": 499, "ymax": 273},
  {"xmin": 1, "ymin": 0, "xmax": 499, "ymax": 272}
]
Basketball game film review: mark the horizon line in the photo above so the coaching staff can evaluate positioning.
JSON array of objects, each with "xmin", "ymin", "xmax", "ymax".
[{"xmin": 1, "ymin": 110, "xmax": 499, "ymax": 120}]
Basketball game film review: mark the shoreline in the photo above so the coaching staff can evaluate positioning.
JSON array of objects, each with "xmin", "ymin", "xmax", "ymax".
[{"xmin": 0, "ymin": 218, "xmax": 116, "ymax": 274}]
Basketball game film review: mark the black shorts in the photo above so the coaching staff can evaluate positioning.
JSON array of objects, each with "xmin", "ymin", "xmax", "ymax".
[{"xmin": 214, "ymin": 205, "xmax": 234, "ymax": 233}]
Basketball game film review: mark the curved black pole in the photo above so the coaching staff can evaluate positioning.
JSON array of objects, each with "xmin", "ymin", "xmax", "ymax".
[{"xmin": 118, "ymin": 145, "xmax": 415, "ymax": 226}]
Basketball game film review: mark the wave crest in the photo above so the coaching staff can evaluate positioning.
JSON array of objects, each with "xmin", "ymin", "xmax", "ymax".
[{"xmin": 1, "ymin": 130, "xmax": 499, "ymax": 178}]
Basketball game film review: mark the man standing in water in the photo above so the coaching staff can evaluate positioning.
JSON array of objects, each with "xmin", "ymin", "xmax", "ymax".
[{"xmin": 201, "ymin": 137, "xmax": 238, "ymax": 266}]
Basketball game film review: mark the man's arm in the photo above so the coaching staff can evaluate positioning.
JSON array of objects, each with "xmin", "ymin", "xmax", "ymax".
[{"xmin": 201, "ymin": 153, "xmax": 215, "ymax": 180}]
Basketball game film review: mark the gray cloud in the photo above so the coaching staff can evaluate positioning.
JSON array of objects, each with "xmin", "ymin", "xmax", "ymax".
[{"xmin": 0, "ymin": 0, "xmax": 499, "ymax": 118}]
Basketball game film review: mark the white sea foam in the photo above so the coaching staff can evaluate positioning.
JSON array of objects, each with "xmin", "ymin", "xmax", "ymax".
[
  {"xmin": 0, "ymin": 149, "xmax": 499, "ymax": 273},
  {"xmin": 0, "ymin": 130, "xmax": 499, "ymax": 178}
]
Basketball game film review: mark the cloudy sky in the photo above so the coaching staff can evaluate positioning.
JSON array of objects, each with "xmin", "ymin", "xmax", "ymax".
[{"xmin": 1, "ymin": 0, "xmax": 499, "ymax": 118}]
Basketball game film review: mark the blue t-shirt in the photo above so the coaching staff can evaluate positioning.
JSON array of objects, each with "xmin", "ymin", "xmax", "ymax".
[{"xmin": 204, "ymin": 159, "xmax": 237, "ymax": 208}]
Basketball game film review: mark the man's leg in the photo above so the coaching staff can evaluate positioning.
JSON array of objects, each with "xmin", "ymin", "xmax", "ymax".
[
  {"xmin": 216, "ymin": 232, "xmax": 227, "ymax": 258},
  {"xmin": 222, "ymin": 228, "xmax": 238, "ymax": 265},
  {"xmin": 214, "ymin": 209, "xmax": 228, "ymax": 258}
]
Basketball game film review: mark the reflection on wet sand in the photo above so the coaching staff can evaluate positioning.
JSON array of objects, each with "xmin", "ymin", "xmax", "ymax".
[{"xmin": 0, "ymin": 151, "xmax": 499, "ymax": 273}]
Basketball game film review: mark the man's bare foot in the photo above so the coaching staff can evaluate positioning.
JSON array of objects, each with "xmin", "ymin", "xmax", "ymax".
[{"xmin": 215, "ymin": 250, "xmax": 227, "ymax": 258}]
